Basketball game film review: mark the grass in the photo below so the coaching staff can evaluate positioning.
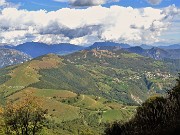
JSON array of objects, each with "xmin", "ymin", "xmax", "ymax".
[
  {"xmin": 7, "ymin": 86, "xmax": 136, "ymax": 124},
  {"xmin": 102, "ymin": 108, "xmax": 135, "ymax": 122},
  {"xmin": 0, "ymin": 55, "xmax": 64, "ymax": 96},
  {"xmin": 7, "ymin": 87, "xmax": 80, "ymax": 122},
  {"xmin": 70, "ymin": 95, "xmax": 108, "ymax": 110}
]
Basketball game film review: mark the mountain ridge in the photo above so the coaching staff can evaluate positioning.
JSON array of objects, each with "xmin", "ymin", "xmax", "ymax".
[
  {"xmin": 5, "ymin": 42, "xmax": 84, "ymax": 58},
  {"xmin": 125, "ymin": 46, "xmax": 180, "ymax": 60}
]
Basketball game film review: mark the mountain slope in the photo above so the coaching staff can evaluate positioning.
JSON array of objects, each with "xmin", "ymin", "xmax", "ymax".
[
  {"xmin": 0, "ymin": 49, "xmax": 178, "ymax": 134},
  {"xmin": 0, "ymin": 48, "xmax": 32, "ymax": 68},
  {"xmin": 0, "ymin": 49, "xmax": 176, "ymax": 105}
]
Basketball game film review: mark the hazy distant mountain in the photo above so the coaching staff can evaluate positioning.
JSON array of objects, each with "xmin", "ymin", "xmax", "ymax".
[
  {"xmin": 87, "ymin": 42, "xmax": 130, "ymax": 50},
  {"xmin": 3, "ymin": 42, "xmax": 180, "ymax": 60},
  {"xmin": 126, "ymin": 46, "xmax": 180, "ymax": 60},
  {"xmin": 139, "ymin": 44, "xmax": 180, "ymax": 50},
  {"xmin": 140, "ymin": 44, "xmax": 154, "ymax": 49},
  {"xmin": 0, "ymin": 48, "xmax": 32, "ymax": 68},
  {"xmin": 6, "ymin": 42, "xmax": 84, "ymax": 58},
  {"xmin": 158, "ymin": 44, "xmax": 180, "ymax": 49}
]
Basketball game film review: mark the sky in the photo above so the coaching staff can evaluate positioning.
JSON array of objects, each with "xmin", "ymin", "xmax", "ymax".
[{"xmin": 0, "ymin": 0, "xmax": 179, "ymax": 46}]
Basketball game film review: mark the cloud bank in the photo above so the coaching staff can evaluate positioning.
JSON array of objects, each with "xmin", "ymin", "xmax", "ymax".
[{"xmin": 0, "ymin": 4, "xmax": 179, "ymax": 46}]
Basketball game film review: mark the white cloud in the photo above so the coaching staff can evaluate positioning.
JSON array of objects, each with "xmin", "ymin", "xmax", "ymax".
[
  {"xmin": 0, "ymin": 0, "xmax": 20, "ymax": 8},
  {"xmin": 0, "ymin": 5, "xmax": 179, "ymax": 46},
  {"xmin": 0, "ymin": 0, "xmax": 5, "ymax": 6},
  {"xmin": 34, "ymin": 34, "xmax": 70, "ymax": 44},
  {"xmin": 146, "ymin": 0, "xmax": 162, "ymax": 5}
]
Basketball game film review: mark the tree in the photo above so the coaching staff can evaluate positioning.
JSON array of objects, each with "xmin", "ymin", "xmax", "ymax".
[
  {"xmin": 166, "ymin": 73, "xmax": 180, "ymax": 135},
  {"xmin": 1, "ymin": 92, "xmax": 47, "ymax": 135},
  {"xmin": 105, "ymin": 122, "xmax": 123, "ymax": 135}
]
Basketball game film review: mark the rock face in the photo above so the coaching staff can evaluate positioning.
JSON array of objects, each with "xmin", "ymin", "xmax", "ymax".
[{"xmin": 0, "ymin": 48, "xmax": 32, "ymax": 68}]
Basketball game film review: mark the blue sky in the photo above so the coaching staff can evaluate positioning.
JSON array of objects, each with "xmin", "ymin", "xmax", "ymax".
[
  {"xmin": 0, "ymin": 0, "xmax": 179, "ymax": 46},
  {"xmin": 8, "ymin": 0, "xmax": 180, "ymax": 11}
]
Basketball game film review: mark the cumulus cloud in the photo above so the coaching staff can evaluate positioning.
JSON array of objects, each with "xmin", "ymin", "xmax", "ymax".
[
  {"xmin": 0, "ymin": 5, "xmax": 179, "ymax": 46},
  {"xmin": 146, "ymin": 0, "xmax": 163, "ymax": 5}
]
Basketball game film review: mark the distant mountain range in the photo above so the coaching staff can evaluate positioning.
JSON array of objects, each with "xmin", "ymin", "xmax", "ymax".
[
  {"xmin": 86, "ymin": 42, "xmax": 180, "ymax": 60},
  {"xmin": 88, "ymin": 42, "xmax": 131, "ymax": 49},
  {"xmin": 5, "ymin": 42, "xmax": 84, "ymax": 58},
  {"xmin": 125, "ymin": 46, "xmax": 180, "ymax": 60},
  {"xmin": 158, "ymin": 44, "xmax": 180, "ymax": 50},
  {"xmin": 0, "ymin": 48, "xmax": 32, "ymax": 68},
  {"xmin": 1, "ymin": 42, "xmax": 180, "ymax": 68},
  {"xmin": 140, "ymin": 44, "xmax": 180, "ymax": 50},
  {"xmin": 3, "ymin": 42, "xmax": 180, "ymax": 59}
]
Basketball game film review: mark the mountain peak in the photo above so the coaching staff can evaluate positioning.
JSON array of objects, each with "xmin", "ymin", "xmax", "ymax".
[{"xmin": 88, "ymin": 42, "xmax": 130, "ymax": 50}]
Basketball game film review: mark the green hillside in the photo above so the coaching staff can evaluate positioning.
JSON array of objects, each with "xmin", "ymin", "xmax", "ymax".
[
  {"xmin": 0, "ymin": 49, "xmax": 177, "ymax": 104},
  {"xmin": 5, "ymin": 87, "xmax": 135, "ymax": 135},
  {"xmin": 0, "ymin": 49, "xmax": 178, "ymax": 134}
]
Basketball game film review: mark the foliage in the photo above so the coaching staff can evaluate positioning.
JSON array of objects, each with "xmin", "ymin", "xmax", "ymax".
[
  {"xmin": 105, "ymin": 122, "xmax": 123, "ymax": 135},
  {"xmin": 0, "ymin": 92, "xmax": 47, "ymax": 135}
]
